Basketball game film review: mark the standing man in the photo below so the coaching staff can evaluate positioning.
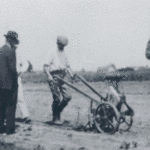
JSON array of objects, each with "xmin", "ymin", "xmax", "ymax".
[
  {"xmin": 44, "ymin": 36, "xmax": 74, "ymax": 125},
  {"xmin": 0, "ymin": 31, "xmax": 19, "ymax": 134},
  {"xmin": 145, "ymin": 38, "xmax": 150, "ymax": 60},
  {"xmin": 17, "ymin": 56, "xmax": 31, "ymax": 124}
]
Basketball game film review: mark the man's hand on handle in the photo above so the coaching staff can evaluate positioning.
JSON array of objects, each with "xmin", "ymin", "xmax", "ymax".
[
  {"xmin": 66, "ymin": 65, "xmax": 75, "ymax": 79},
  {"xmin": 43, "ymin": 64, "xmax": 53, "ymax": 82},
  {"xmin": 66, "ymin": 66, "xmax": 77, "ymax": 83}
]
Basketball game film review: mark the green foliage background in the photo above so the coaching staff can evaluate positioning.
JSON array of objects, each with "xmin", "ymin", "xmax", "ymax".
[{"xmin": 21, "ymin": 66, "xmax": 150, "ymax": 83}]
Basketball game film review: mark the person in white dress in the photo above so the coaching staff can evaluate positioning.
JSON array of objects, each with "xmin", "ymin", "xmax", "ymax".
[{"xmin": 16, "ymin": 51, "xmax": 31, "ymax": 124}]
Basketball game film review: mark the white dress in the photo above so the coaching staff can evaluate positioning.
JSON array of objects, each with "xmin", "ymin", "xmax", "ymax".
[{"xmin": 16, "ymin": 51, "xmax": 29, "ymax": 118}]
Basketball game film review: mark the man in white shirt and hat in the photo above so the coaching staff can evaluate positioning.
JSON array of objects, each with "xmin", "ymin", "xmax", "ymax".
[{"xmin": 44, "ymin": 36, "xmax": 74, "ymax": 125}]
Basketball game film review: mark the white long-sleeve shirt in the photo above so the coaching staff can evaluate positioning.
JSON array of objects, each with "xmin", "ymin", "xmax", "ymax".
[{"xmin": 46, "ymin": 48, "xmax": 69, "ymax": 72}]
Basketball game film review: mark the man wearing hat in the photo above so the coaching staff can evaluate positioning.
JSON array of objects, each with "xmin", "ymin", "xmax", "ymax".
[
  {"xmin": 43, "ymin": 36, "xmax": 74, "ymax": 125},
  {"xmin": 0, "ymin": 31, "xmax": 19, "ymax": 134},
  {"xmin": 145, "ymin": 38, "xmax": 150, "ymax": 60}
]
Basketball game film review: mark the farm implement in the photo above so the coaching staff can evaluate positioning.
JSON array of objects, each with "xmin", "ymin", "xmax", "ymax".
[{"xmin": 54, "ymin": 74, "xmax": 134, "ymax": 134}]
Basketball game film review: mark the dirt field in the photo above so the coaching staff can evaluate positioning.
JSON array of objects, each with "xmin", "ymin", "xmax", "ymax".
[{"xmin": 0, "ymin": 81, "xmax": 150, "ymax": 150}]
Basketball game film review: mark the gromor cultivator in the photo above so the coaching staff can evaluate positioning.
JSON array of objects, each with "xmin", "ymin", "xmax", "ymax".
[{"xmin": 55, "ymin": 73, "xmax": 134, "ymax": 134}]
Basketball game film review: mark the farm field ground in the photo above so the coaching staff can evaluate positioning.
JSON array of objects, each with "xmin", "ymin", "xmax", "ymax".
[{"xmin": 0, "ymin": 81, "xmax": 150, "ymax": 150}]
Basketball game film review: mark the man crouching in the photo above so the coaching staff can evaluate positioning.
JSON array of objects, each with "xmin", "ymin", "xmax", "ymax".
[{"xmin": 43, "ymin": 36, "xmax": 74, "ymax": 125}]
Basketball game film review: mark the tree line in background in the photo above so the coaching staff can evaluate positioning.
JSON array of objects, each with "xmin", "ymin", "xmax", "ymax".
[
  {"xmin": 76, "ymin": 66, "xmax": 150, "ymax": 82},
  {"xmin": 22, "ymin": 61, "xmax": 150, "ymax": 83}
]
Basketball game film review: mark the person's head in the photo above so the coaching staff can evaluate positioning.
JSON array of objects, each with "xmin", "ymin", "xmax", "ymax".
[
  {"xmin": 4, "ymin": 31, "xmax": 19, "ymax": 48},
  {"xmin": 57, "ymin": 36, "xmax": 68, "ymax": 51}
]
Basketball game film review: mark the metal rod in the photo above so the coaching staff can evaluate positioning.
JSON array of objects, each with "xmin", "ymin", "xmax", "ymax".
[
  {"xmin": 75, "ymin": 74, "xmax": 106, "ymax": 100},
  {"xmin": 90, "ymin": 100, "xmax": 93, "ymax": 113},
  {"xmin": 55, "ymin": 76, "xmax": 100, "ymax": 104}
]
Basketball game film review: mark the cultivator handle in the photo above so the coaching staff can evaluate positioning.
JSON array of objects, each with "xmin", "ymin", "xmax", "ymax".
[
  {"xmin": 74, "ymin": 74, "xmax": 107, "ymax": 101},
  {"xmin": 55, "ymin": 75, "xmax": 101, "ymax": 104}
]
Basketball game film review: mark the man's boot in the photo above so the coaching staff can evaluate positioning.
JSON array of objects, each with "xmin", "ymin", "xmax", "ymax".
[
  {"xmin": 58, "ymin": 100, "xmax": 68, "ymax": 114},
  {"xmin": 52, "ymin": 102, "xmax": 63, "ymax": 125},
  {"xmin": 51, "ymin": 100, "xmax": 69, "ymax": 125},
  {"xmin": 53, "ymin": 113, "xmax": 63, "ymax": 125}
]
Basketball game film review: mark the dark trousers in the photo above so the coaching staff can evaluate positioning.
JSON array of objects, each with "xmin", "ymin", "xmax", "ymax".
[
  {"xmin": 0, "ymin": 88, "xmax": 18, "ymax": 134},
  {"xmin": 48, "ymin": 72, "xmax": 72, "ymax": 121}
]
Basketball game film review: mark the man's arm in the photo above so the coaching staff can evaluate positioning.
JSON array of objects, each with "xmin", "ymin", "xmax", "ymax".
[
  {"xmin": 7, "ymin": 48, "xmax": 17, "ymax": 75},
  {"xmin": 43, "ymin": 50, "xmax": 55, "ymax": 81},
  {"xmin": 43, "ymin": 64, "xmax": 53, "ymax": 81},
  {"xmin": 7, "ymin": 48, "xmax": 18, "ymax": 87},
  {"xmin": 64, "ymin": 53, "xmax": 74, "ymax": 78}
]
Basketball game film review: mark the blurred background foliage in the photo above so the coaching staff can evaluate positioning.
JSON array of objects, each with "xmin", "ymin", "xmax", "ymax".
[{"xmin": 22, "ymin": 62, "xmax": 150, "ymax": 83}]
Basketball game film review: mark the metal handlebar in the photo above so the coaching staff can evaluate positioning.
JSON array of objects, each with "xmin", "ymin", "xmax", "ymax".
[
  {"xmin": 74, "ymin": 74, "xmax": 107, "ymax": 101},
  {"xmin": 55, "ymin": 75, "xmax": 101, "ymax": 104}
]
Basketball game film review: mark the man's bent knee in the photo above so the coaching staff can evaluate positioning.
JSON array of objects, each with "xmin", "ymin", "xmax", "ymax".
[
  {"xmin": 53, "ymin": 94, "xmax": 61, "ymax": 103},
  {"xmin": 65, "ymin": 94, "xmax": 72, "ymax": 102}
]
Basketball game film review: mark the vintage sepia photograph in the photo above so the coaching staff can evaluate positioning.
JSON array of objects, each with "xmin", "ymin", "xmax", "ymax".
[{"xmin": 0, "ymin": 0, "xmax": 150, "ymax": 149}]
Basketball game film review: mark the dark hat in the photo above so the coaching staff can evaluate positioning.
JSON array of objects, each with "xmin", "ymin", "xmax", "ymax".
[
  {"xmin": 57, "ymin": 36, "xmax": 68, "ymax": 46},
  {"xmin": 4, "ymin": 31, "xmax": 19, "ymax": 44}
]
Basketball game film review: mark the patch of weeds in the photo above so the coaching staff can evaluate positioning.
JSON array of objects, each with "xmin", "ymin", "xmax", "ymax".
[
  {"xmin": 73, "ymin": 125, "xmax": 86, "ymax": 132},
  {"xmin": 27, "ymin": 126, "xmax": 32, "ymax": 131},
  {"xmin": 119, "ymin": 141, "xmax": 138, "ymax": 149},
  {"xmin": 0, "ymin": 141, "xmax": 15, "ymax": 150},
  {"xmin": 78, "ymin": 147, "xmax": 86, "ymax": 150},
  {"xmin": 132, "ymin": 141, "xmax": 137, "ymax": 148},
  {"xmin": 33, "ymin": 144, "xmax": 46, "ymax": 150},
  {"xmin": 120, "ymin": 141, "xmax": 130, "ymax": 150},
  {"xmin": 23, "ymin": 138, "xmax": 30, "ymax": 141},
  {"xmin": 60, "ymin": 147, "xmax": 65, "ymax": 150},
  {"xmin": 0, "ymin": 140, "xmax": 28, "ymax": 150},
  {"xmin": 25, "ymin": 133, "xmax": 31, "ymax": 136},
  {"xmin": 67, "ymin": 133, "xmax": 73, "ymax": 138},
  {"xmin": 73, "ymin": 123, "xmax": 97, "ymax": 133}
]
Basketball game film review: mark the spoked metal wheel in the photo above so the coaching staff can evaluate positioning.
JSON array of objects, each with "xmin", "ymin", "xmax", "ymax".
[
  {"xmin": 94, "ymin": 102, "xmax": 120, "ymax": 134},
  {"xmin": 118, "ymin": 109, "xmax": 134, "ymax": 132}
]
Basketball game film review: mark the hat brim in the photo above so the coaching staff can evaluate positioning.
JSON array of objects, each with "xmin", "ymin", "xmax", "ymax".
[{"xmin": 4, "ymin": 35, "xmax": 19, "ymax": 44}]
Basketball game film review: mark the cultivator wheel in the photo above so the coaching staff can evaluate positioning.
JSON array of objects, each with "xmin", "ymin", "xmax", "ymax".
[
  {"xmin": 118, "ymin": 109, "xmax": 134, "ymax": 132},
  {"xmin": 118, "ymin": 115, "xmax": 133, "ymax": 132},
  {"xmin": 94, "ymin": 102, "xmax": 120, "ymax": 134}
]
